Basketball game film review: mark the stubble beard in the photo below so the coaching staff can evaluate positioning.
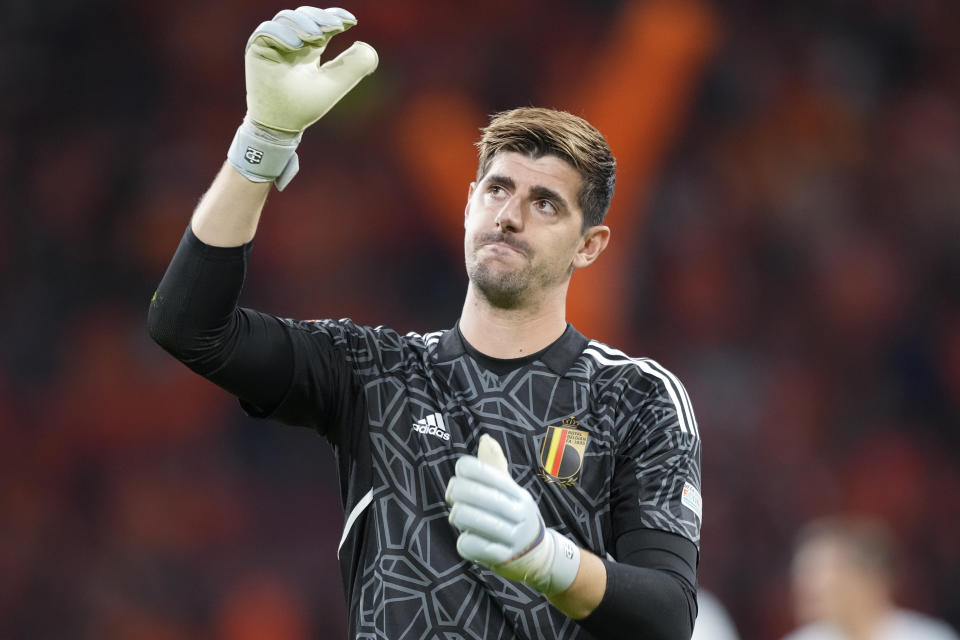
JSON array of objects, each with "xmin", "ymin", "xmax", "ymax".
[
  {"xmin": 467, "ymin": 259, "xmax": 531, "ymax": 309},
  {"xmin": 466, "ymin": 240, "xmax": 570, "ymax": 310}
]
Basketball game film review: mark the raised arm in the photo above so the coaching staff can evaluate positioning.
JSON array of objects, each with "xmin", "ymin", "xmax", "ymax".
[
  {"xmin": 191, "ymin": 163, "xmax": 270, "ymax": 247},
  {"xmin": 148, "ymin": 7, "xmax": 377, "ymax": 414},
  {"xmin": 193, "ymin": 6, "xmax": 377, "ymax": 247}
]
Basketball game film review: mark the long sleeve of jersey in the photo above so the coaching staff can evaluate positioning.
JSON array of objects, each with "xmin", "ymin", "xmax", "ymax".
[
  {"xmin": 147, "ymin": 226, "xmax": 296, "ymax": 416},
  {"xmin": 576, "ymin": 529, "xmax": 698, "ymax": 639}
]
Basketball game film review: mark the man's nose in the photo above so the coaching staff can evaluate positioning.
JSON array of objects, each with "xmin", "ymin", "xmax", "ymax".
[{"xmin": 494, "ymin": 196, "xmax": 523, "ymax": 233}]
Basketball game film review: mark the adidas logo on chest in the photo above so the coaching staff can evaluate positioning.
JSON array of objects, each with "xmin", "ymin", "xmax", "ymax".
[{"xmin": 412, "ymin": 412, "xmax": 450, "ymax": 441}]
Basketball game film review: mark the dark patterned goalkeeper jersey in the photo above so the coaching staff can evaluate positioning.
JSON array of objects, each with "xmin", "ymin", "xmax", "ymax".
[{"xmin": 248, "ymin": 318, "xmax": 701, "ymax": 640}]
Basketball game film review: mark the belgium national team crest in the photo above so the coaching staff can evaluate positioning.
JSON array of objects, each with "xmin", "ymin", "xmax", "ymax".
[{"xmin": 538, "ymin": 417, "xmax": 589, "ymax": 486}]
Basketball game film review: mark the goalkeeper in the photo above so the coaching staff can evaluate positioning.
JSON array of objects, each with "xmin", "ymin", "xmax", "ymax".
[{"xmin": 148, "ymin": 7, "xmax": 702, "ymax": 639}]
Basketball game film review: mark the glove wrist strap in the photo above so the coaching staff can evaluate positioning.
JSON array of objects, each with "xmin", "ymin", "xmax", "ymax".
[
  {"xmin": 227, "ymin": 118, "xmax": 302, "ymax": 191},
  {"xmin": 533, "ymin": 528, "xmax": 582, "ymax": 597}
]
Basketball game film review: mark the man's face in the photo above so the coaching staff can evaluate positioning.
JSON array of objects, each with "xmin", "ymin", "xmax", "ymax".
[
  {"xmin": 463, "ymin": 151, "xmax": 592, "ymax": 308},
  {"xmin": 792, "ymin": 538, "xmax": 848, "ymax": 624},
  {"xmin": 791, "ymin": 537, "xmax": 883, "ymax": 625}
]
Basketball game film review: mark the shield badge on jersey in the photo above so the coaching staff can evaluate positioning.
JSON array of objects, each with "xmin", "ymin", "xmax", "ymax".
[{"xmin": 538, "ymin": 417, "xmax": 589, "ymax": 486}]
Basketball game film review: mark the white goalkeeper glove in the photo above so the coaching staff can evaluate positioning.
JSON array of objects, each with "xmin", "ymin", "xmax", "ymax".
[
  {"xmin": 227, "ymin": 6, "xmax": 378, "ymax": 190},
  {"xmin": 445, "ymin": 434, "xmax": 582, "ymax": 597}
]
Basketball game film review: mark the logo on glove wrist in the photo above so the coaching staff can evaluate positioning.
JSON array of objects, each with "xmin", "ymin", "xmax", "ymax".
[
  {"xmin": 244, "ymin": 147, "xmax": 264, "ymax": 165},
  {"xmin": 538, "ymin": 417, "xmax": 589, "ymax": 486}
]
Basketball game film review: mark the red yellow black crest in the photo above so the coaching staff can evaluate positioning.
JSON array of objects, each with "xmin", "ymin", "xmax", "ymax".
[{"xmin": 538, "ymin": 417, "xmax": 589, "ymax": 486}]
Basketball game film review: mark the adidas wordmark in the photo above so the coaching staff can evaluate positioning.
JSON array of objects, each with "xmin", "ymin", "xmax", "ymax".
[{"xmin": 413, "ymin": 412, "xmax": 450, "ymax": 441}]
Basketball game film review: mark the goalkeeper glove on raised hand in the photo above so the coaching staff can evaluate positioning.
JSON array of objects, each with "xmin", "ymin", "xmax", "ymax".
[
  {"xmin": 227, "ymin": 6, "xmax": 378, "ymax": 190},
  {"xmin": 445, "ymin": 434, "xmax": 582, "ymax": 597}
]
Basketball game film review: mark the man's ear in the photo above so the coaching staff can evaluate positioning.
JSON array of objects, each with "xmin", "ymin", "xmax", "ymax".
[
  {"xmin": 464, "ymin": 181, "xmax": 476, "ymax": 226},
  {"xmin": 572, "ymin": 225, "xmax": 611, "ymax": 270}
]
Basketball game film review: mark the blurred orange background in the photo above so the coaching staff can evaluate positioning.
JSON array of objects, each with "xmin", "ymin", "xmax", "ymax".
[{"xmin": 2, "ymin": 0, "xmax": 959, "ymax": 638}]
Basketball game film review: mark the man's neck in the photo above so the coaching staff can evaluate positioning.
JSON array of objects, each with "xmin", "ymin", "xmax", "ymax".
[{"xmin": 459, "ymin": 283, "xmax": 568, "ymax": 359}]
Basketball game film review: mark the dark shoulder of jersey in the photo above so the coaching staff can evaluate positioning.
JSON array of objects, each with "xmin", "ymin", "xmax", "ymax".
[
  {"xmin": 580, "ymin": 340, "xmax": 702, "ymax": 551},
  {"xmin": 237, "ymin": 317, "xmax": 412, "ymax": 443}
]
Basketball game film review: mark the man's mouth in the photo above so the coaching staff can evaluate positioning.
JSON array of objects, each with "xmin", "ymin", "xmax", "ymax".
[
  {"xmin": 484, "ymin": 241, "xmax": 524, "ymax": 255},
  {"xmin": 477, "ymin": 234, "xmax": 530, "ymax": 256}
]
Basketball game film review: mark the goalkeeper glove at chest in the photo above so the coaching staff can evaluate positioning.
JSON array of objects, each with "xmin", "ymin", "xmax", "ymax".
[
  {"xmin": 227, "ymin": 6, "xmax": 378, "ymax": 190},
  {"xmin": 445, "ymin": 434, "xmax": 582, "ymax": 597}
]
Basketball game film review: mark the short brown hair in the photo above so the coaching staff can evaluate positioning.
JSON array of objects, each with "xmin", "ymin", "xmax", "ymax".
[{"xmin": 475, "ymin": 107, "xmax": 616, "ymax": 229}]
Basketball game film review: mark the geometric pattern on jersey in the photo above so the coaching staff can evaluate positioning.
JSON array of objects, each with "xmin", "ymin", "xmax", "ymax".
[{"xmin": 263, "ymin": 319, "xmax": 701, "ymax": 640}]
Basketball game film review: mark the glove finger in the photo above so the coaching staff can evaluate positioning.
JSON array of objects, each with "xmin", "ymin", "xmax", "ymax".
[
  {"xmin": 296, "ymin": 6, "xmax": 352, "ymax": 35},
  {"xmin": 457, "ymin": 531, "xmax": 511, "ymax": 566},
  {"xmin": 316, "ymin": 40, "xmax": 378, "ymax": 78},
  {"xmin": 323, "ymin": 7, "xmax": 357, "ymax": 26},
  {"xmin": 478, "ymin": 434, "xmax": 510, "ymax": 475},
  {"xmin": 247, "ymin": 20, "xmax": 304, "ymax": 52},
  {"xmin": 454, "ymin": 455, "xmax": 525, "ymax": 498},
  {"xmin": 449, "ymin": 503, "xmax": 515, "ymax": 544},
  {"xmin": 445, "ymin": 476, "xmax": 522, "ymax": 523},
  {"xmin": 273, "ymin": 9, "xmax": 326, "ymax": 41}
]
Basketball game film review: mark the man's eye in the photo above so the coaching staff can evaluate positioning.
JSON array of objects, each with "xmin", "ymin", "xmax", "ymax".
[
  {"xmin": 536, "ymin": 199, "xmax": 556, "ymax": 213},
  {"xmin": 488, "ymin": 185, "xmax": 505, "ymax": 195}
]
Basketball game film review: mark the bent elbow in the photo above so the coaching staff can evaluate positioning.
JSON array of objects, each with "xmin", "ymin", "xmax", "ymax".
[{"xmin": 147, "ymin": 290, "xmax": 186, "ymax": 356}]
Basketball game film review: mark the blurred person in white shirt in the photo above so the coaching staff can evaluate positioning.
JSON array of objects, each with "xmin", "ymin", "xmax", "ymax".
[
  {"xmin": 782, "ymin": 517, "xmax": 958, "ymax": 640},
  {"xmin": 692, "ymin": 590, "xmax": 740, "ymax": 640}
]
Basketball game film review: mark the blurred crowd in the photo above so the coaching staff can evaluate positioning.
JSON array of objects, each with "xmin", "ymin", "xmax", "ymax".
[{"xmin": 2, "ymin": 0, "xmax": 958, "ymax": 638}]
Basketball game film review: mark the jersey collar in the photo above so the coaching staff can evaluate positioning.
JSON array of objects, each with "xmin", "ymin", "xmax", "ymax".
[{"xmin": 435, "ymin": 322, "xmax": 588, "ymax": 377}]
